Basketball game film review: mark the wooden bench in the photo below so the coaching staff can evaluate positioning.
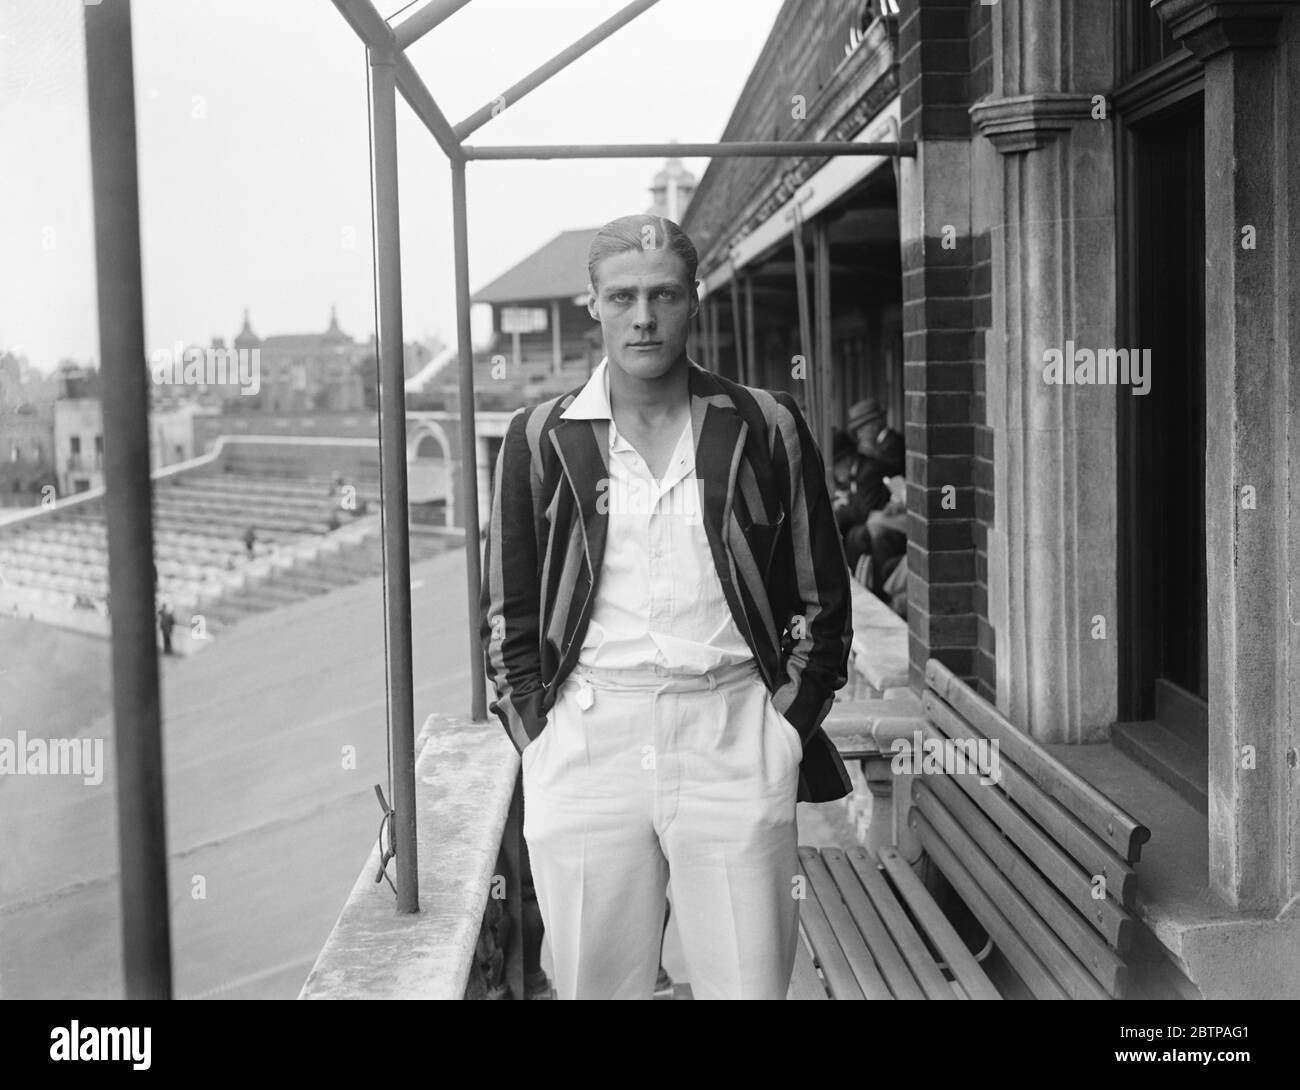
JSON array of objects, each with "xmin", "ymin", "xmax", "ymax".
[{"xmin": 795, "ymin": 659, "xmax": 1152, "ymax": 999}]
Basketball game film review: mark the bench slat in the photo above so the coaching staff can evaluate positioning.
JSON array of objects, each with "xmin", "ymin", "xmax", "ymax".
[
  {"xmin": 911, "ymin": 812, "xmax": 1071, "ymax": 1000},
  {"xmin": 916, "ymin": 742, "xmax": 1136, "ymax": 953},
  {"xmin": 915, "ymin": 781, "xmax": 1128, "ymax": 997},
  {"xmin": 788, "ymin": 933, "xmax": 829, "ymax": 1000},
  {"xmin": 924, "ymin": 694, "xmax": 1140, "ymax": 907},
  {"xmin": 822, "ymin": 848, "xmax": 927, "ymax": 1000},
  {"xmin": 913, "ymin": 801, "xmax": 1115, "ymax": 1000},
  {"xmin": 926, "ymin": 660, "xmax": 1150, "ymax": 863},
  {"xmin": 797, "ymin": 853, "xmax": 870, "ymax": 1000},
  {"xmin": 800, "ymin": 849, "xmax": 893, "ymax": 1000},
  {"xmin": 877, "ymin": 847, "xmax": 1002, "ymax": 1000},
  {"xmin": 843, "ymin": 848, "xmax": 955, "ymax": 999}
]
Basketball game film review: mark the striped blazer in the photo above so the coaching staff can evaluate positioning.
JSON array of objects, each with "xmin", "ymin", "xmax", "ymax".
[{"xmin": 479, "ymin": 359, "xmax": 854, "ymax": 804}]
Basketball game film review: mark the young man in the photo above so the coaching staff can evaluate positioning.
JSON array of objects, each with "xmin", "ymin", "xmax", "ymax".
[{"xmin": 480, "ymin": 214, "xmax": 852, "ymax": 1000}]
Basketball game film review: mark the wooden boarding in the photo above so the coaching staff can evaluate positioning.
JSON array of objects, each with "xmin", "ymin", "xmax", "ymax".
[
  {"xmin": 913, "ymin": 791, "xmax": 1119, "ymax": 999},
  {"xmin": 801, "ymin": 850, "xmax": 893, "ymax": 1000},
  {"xmin": 923, "ymin": 694, "xmax": 1140, "ymax": 907},
  {"xmin": 822, "ymin": 848, "xmax": 927, "ymax": 1000},
  {"xmin": 919, "ymin": 773, "xmax": 1133, "ymax": 954},
  {"xmin": 877, "ymin": 847, "xmax": 1000, "ymax": 1001},
  {"xmin": 791, "ymin": 659, "xmax": 1152, "ymax": 1000},
  {"xmin": 797, "ymin": 857, "xmax": 868, "ymax": 1000},
  {"xmin": 926, "ymin": 660, "xmax": 1150, "ymax": 863}
]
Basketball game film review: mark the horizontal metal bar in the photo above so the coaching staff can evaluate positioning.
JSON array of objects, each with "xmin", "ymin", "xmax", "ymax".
[
  {"xmin": 461, "ymin": 140, "xmax": 917, "ymax": 161},
  {"xmin": 452, "ymin": 0, "xmax": 662, "ymax": 141},
  {"xmin": 391, "ymin": 0, "xmax": 473, "ymax": 51}
]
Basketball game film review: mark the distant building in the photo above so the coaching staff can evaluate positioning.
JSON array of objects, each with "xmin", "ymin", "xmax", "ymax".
[
  {"xmin": 151, "ymin": 402, "xmax": 206, "ymax": 472},
  {"xmin": 470, "ymin": 227, "xmax": 601, "ymax": 377},
  {"xmin": 0, "ymin": 353, "xmax": 56, "ymax": 508},
  {"xmin": 648, "ymin": 155, "xmax": 697, "ymax": 221},
  {"xmin": 52, "ymin": 364, "xmax": 103, "ymax": 495},
  {"xmin": 227, "ymin": 306, "xmax": 368, "ymax": 413}
]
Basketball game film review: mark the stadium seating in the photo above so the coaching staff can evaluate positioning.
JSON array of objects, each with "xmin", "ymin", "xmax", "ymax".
[{"xmin": 0, "ymin": 460, "xmax": 446, "ymax": 637}]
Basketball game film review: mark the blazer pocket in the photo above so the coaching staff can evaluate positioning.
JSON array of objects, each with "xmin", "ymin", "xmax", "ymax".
[{"xmin": 741, "ymin": 507, "xmax": 786, "ymax": 578}]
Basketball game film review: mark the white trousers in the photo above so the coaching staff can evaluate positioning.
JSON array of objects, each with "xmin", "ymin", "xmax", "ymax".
[{"xmin": 521, "ymin": 657, "xmax": 802, "ymax": 1000}]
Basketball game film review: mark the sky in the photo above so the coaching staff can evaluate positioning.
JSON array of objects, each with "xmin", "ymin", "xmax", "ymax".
[{"xmin": 0, "ymin": 0, "xmax": 785, "ymax": 373}]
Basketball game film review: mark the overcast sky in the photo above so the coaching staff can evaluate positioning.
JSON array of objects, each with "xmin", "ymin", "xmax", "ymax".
[{"xmin": 0, "ymin": 0, "xmax": 783, "ymax": 373}]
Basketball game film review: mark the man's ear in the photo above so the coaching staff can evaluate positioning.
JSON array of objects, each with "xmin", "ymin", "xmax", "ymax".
[
  {"xmin": 689, "ymin": 279, "xmax": 701, "ymax": 320},
  {"xmin": 586, "ymin": 283, "xmax": 599, "ymax": 322}
]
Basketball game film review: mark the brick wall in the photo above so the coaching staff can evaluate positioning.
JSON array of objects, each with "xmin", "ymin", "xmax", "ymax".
[
  {"xmin": 898, "ymin": 0, "xmax": 996, "ymax": 700},
  {"xmin": 970, "ymin": 1, "xmax": 995, "ymax": 701}
]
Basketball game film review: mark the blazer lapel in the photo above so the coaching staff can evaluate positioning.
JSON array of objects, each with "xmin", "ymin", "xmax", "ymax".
[
  {"xmin": 688, "ymin": 364, "xmax": 776, "ymax": 686},
  {"xmin": 551, "ymin": 415, "xmax": 610, "ymax": 582}
]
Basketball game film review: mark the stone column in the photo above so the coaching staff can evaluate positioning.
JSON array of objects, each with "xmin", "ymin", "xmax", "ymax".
[
  {"xmin": 970, "ymin": 0, "xmax": 1118, "ymax": 743},
  {"xmin": 1154, "ymin": 0, "xmax": 1296, "ymax": 912}
]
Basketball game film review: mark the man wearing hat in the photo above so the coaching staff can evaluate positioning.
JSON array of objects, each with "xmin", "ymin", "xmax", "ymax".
[{"xmin": 835, "ymin": 399, "xmax": 904, "ymax": 560}]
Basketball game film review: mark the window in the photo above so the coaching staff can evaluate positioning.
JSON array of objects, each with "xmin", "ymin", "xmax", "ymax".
[{"xmin": 500, "ymin": 307, "xmax": 548, "ymax": 334}]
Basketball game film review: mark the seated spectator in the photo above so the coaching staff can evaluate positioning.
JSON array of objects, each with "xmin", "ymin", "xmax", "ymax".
[
  {"xmin": 867, "ymin": 474, "xmax": 909, "ymax": 605},
  {"xmin": 839, "ymin": 398, "xmax": 904, "ymax": 568},
  {"xmin": 830, "ymin": 429, "xmax": 859, "ymax": 534},
  {"xmin": 882, "ymin": 553, "xmax": 908, "ymax": 619}
]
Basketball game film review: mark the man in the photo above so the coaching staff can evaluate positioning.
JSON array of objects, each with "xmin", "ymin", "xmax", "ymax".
[
  {"xmin": 838, "ymin": 397, "xmax": 904, "ymax": 569},
  {"xmin": 157, "ymin": 600, "xmax": 176, "ymax": 656},
  {"xmin": 480, "ymin": 214, "xmax": 852, "ymax": 1000}
]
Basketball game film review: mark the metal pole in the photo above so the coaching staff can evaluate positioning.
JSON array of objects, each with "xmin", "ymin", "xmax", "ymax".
[
  {"xmin": 744, "ymin": 275, "xmax": 756, "ymax": 387},
  {"xmin": 453, "ymin": 0, "xmax": 663, "ymax": 139},
  {"xmin": 551, "ymin": 300, "xmax": 562, "ymax": 374},
  {"xmin": 461, "ymin": 140, "xmax": 917, "ymax": 161},
  {"xmin": 814, "ymin": 218, "xmax": 834, "ymax": 470},
  {"xmin": 392, "ymin": 0, "xmax": 474, "ymax": 50},
  {"xmin": 367, "ymin": 47, "xmax": 418, "ymax": 913},
  {"xmin": 790, "ymin": 205, "xmax": 818, "ymax": 428},
  {"xmin": 708, "ymin": 297, "xmax": 720, "ymax": 373},
  {"xmin": 83, "ymin": 0, "xmax": 172, "ymax": 1000},
  {"xmin": 452, "ymin": 160, "xmax": 488, "ymax": 722},
  {"xmin": 729, "ymin": 265, "xmax": 744, "ymax": 385}
]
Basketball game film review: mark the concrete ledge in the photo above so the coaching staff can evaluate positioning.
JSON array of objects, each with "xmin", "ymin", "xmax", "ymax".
[
  {"xmin": 298, "ymin": 712, "xmax": 517, "ymax": 999},
  {"xmin": 848, "ymin": 580, "xmax": 910, "ymax": 692}
]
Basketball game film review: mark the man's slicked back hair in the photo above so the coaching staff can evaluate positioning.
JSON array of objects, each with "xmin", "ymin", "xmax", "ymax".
[{"xmin": 587, "ymin": 214, "xmax": 699, "ymax": 290}]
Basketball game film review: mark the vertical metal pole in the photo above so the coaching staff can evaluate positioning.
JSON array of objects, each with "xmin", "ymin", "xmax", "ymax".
[
  {"xmin": 790, "ymin": 207, "xmax": 817, "ymax": 427},
  {"xmin": 814, "ymin": 219, "xmax": 834, "ymax": 468},
  {"xmin": 367, "ymin": 47, "xmax": 418, "ymax": 913},
  {"xmin": 551, "ymin": 299, "xmax": 562, "ymax": 374},
  {"xmin": 729, "ymin": 267, "xmax": 744, "ymax": 385},
  {"xmin": 744, "ymin": 275, "xmax": 756, "ymax": 388},
  {"xmin": 702, "ymin": 300, "xmax": 712, "ymax": 369},
  {"xmin": 708, "ymin": 297, "xmax": 720, "ymax": 373},
  {"xmin": 452, "ymin": 160, "xmax": 488, "ymax": 722},
  {"xmin": 83, "ymin": 0, "xmax": 173, "ymax": 1000}
]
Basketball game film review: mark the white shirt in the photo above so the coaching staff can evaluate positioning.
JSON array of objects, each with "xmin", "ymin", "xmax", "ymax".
[{"xmin": 560, "ymin": 358, "xmax": 754, "ymax": 672}]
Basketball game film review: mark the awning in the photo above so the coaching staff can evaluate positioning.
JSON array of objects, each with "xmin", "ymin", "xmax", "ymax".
[{"xmin": 699, "ymin": 95, "xmax": 901, "ymax": 299}]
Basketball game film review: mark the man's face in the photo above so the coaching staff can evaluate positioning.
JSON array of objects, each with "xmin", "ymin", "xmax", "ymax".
[
  {"xmin": 854, "ymin": 423, "xmax": 879, "ymax": 456},
  {"xmin": 587, "ymin": 246, "xmax": 698, "ymax": 381}
]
